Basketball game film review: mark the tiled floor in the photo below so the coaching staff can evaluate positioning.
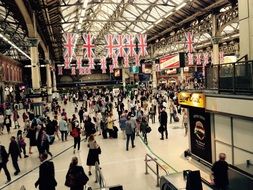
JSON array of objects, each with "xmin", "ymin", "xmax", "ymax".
[{"xmin": 0, "ymin": 100, "xmax": 212, "ymax": 190}]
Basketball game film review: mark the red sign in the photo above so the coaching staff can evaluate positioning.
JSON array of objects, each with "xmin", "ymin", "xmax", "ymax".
[{"xmin": 160, "ymin": 54, "xmax": 180, "ymax": 70}]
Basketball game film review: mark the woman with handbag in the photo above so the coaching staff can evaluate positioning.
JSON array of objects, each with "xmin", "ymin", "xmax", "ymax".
[
  {"xmin": 86, "ymin": 134, "xmax": 101, "ymax": 176},
  {"xmin": 65, "ymin": 157, "xmax": 89, "ymax": 190}
]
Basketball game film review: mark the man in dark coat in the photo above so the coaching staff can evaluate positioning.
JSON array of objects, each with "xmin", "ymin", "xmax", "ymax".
[
  {"xmin": 160, "ymin": 107, "xmax": 168, "ymax": 140},
  {"xmin": 8, "ymin": 136, "xmax": 21, "ymax": 175},
  {"xmin": 211, "ymin": 153, "xmax": 229, "ymax": 190},
  {"xmin": 35, "ymin": 152, "xmax": 57, "ymax": 190},
  {"xmin": 0, "ymin": 143, "xmax": 11, "ymax": 183}
]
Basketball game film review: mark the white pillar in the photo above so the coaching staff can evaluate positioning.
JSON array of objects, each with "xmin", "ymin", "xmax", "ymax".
[
  {"xmin": 122, "ymin": 68, "xmax": 126, "ymax": 90},
  {"xmin": 52, "ymin": 67, "xmax": 57, "ymax": 92},
  {"xmin": 45, "ymin": 52, "xmax": 52, "ymax": 96},
  {"xmin": 152, "ymin": 61, "xmax": 157, "ymax": 89},
  {"xmin": 180, "ymin": 68, "xmax": 184, "ymax": 82},
  {"xmin": 239, "ymin": 0, "xmax": 253, "ymax": 59},
  {"xmin": 29, "ymin": 38, "xmax": 41, "ymax": 90},
  {"xmin": 212, "ymin": 14, "xmax": 220, "ymax": 65}
]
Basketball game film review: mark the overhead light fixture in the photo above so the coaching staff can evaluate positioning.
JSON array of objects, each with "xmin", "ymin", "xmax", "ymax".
[
  {"xmin": 147, "ymin": 25, "xmax": 153, "ymax": 30},
  {"xmin": 155, "ymin": 18, "xmax": 163, "ymax": 25},
  {"xmin": 0, "ymin": 33, "xmax": 31, "ymax": 60},
  {"xmin": 165, "ymin": 12, "xmax": 173, "ymax": 18},
  {"xmin": 175, "ymin": 2, "xmax": 187, "ymax": 11}
]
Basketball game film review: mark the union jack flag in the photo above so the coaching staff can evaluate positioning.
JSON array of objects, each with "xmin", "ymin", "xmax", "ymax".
[
  {"xmin": 115, "ymin": 34, "xmax": 125, "ymax": 57},
  {"xmin": 63, "ymin": 33, "xmax": 76, "ymax": 58},
  {"xmin": 64, "ymin": 57, "xmax": 71, "ymax": 69},
  {"xmin": 83, "ymin": 33, "xmax": 95, "ymax": 58},
  {"xmin": 76, "ymin": 57, "xmax": 82, "ymax": 69},
  {"xmin": 124, "ymin": 34, "xmax": 135, "ymax": 57},
  {"xmin": 137, "ymin": 34, "xmax": 148, "ymax": 57},
  {"xmin": 188, "ymin": 53, "xmax": 194, "ymax": 66},
  {"xmin": 135, "ymin": 53, "xmax": 140, "ymax": 67},
  {"xmin": 142, "ymin": 63, "xmax": 145, "ymax": 73},
  {"xmin": 58, "ymin": 66, "xmax": 63, "ymax": 75},
  {"xmin": 88, "ymin": 57, "xmax": 95, "ymax": 69},
  {"xmin": 105, "ymin": 34, "xmax": 117, "ymax": 58},
  {"xmin": 219, "ymin": 51, "xmax": 224, "ymax": 64},
  {"xmin": 71, "ymin": 67, "xmax": 76, "ymax": 75},
  {"xmin": 124, "ymin": 56, "xmax": 129, "ymax": 68},
  {"xmin": 100, "ymin": 57, "xmax": 107, "ymax": 73},
  {"xmin": 109, "ymin": 64, "xmax": 114, "ymax": 73},
  {"xmin": 79, "ymin": 67, "xmax": 84, "ymax": 75},
  {"xmin": 86, "ymin": 67, "xmax": 91, "ymax": 74},
  {"xmin": 203, "ymin": 52, "xmax": 209, "ymax": 65},
  {"xmin": 196, "ymin": 53, "xmax": 202, "ymax": 65},
  {"xmin": 112, "ymin": 55, "xmax": 118, "ymax": 68},
  {"xmin": 185, "ymin": 32, "xmax": 194, "ymax": 53}
]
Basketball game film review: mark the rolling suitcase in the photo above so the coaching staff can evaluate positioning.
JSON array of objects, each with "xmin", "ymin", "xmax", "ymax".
[
  {"xmin": 102, "ymin": 129, "xmax": 108, "ymax": 139},
  {"xmin": 112, "ymin": 126, "xmax": 118, "ymax": 138}
]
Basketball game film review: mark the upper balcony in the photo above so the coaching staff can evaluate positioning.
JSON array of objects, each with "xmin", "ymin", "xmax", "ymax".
[{"xmin": 205, "ymin": 59, "xmax": 253, "ymax": 96}]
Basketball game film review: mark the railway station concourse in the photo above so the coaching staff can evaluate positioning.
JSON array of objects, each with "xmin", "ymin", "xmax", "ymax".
[{"xmin": 0, "ymin": 0, "xmax": 253, "ymax": 190}]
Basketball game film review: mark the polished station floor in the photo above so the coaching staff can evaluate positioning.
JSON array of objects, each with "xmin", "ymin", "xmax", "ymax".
[{"xmin": 0, "ymin": 101, "xmax": 212, "ymax": 190}]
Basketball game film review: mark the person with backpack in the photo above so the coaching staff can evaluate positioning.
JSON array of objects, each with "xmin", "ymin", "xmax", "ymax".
[
  {"xmin": 71, "ymin": 122, "xmax": 81, "ymax": 153},
  {"xmin": 17, "ymin": 130, "xmax": 29, "ymax": 158},
  {"xmin": 41, "ymin": 129, "xmax": 53, "ymax": 157},
  {"xmin": 140, "ymin": 117, "xmax": 150, "ymax": 145},
  {"xmin": 65, "ymin": 157, "xmax": 89, "ymax": 190}
]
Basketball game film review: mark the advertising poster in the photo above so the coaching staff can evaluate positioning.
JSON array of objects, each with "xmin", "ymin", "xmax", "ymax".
[{"xmin": 189, "ymin": 107, "xmax": 212, "ymax": 163}]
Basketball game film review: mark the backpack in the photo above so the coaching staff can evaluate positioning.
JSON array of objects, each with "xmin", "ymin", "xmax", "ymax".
[
  {"xmin": 71, "ymin": 128, "xmax": 79, "ymax": 138},
  {"xmin": 65, "ymin": 167, "xmax": 89, "ymax": 187}
]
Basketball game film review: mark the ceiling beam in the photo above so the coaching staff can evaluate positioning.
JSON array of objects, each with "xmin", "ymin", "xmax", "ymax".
[
  {"xmin": 148, "ymin": 0, "xmax": 229, "ymax": 42},
  {"xmin": 14, "ymin": 0, "xmax": 47, "ymax": 53}
]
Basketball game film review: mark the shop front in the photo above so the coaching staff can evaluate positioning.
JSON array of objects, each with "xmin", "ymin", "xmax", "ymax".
[{"xmin": 178, "ymin": 92, "xmax": 213, "ymax": 165}]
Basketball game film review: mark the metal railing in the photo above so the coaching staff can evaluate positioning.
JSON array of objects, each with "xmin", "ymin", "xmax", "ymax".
[
  {"xmin": 95, "ymin": 162, "xmax": 106, "ymax": 188},
  {"xmin": 144, "ymin": 153, "xmax": 169, "ymax": 187},
  {"xmin": 205, "ymin": 60, "xmax": 253, "ymax": 94}
]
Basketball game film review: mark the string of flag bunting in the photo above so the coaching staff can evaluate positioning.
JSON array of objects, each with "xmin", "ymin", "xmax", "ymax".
[
  {"xmin": 58, "ymin": 31, "xmax": 224, "ymax": 76},
  {"xmin": 59, "ymin": 33, "xmax": 148, "ymax": 75}
]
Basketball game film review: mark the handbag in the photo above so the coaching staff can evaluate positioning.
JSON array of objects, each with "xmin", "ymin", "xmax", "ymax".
[
  {"xmin": 96, "ymin": 146, "xmax": 101, "ymax": 154},
  {"xmin": 146, "ymin": 126, "xmax": 152, "ymax": 133},
  {"xmin": 158, "ymin": 126, "xmax": 164, "ymax": 133},
  {"xmin": 65, "ymin": 169, "xmax": 89, "ymax": 187}
]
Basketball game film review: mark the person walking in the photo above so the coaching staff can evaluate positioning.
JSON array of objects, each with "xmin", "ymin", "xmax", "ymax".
[
  {"xmin": 211, "ymin": 153, "xmax": 229, "ymax": 190},
  {"xmin": 160, "ymin": 107, "xmax": 168, "ymax": 140},
  {"xmin": 0, "ymin": 112, "xmax": 4, "ymax": 135},
  {"xmin": 140, "ymin": 117, "xmax": 149, "ymax": 145},
  {"xmin": 182, "ymin": 109, "xmax": 188, "ymax": 136},
  {"xmin": 8, "ymin": 136, "xmax": 21, "ymax": 175},
  {"xmin": 125, "ymin": 115, "xmax": 135, "ymax": 151},
  {"xmin": 71, "ymin": 123, "xmax": 81, "ymax": 153},
  {"xmin": 86, "ymin": 134, "xmax": 101, "ymax": 176},
  {"xmin": 17, "ymin": 130, "xmax": 29, "ymax": 158},
  {"xmin": 4, "ymin": 115, "xmax": 12, "ymax": 134},
  {"xmin": 35, "ymin": 153, "xmax": 57, "ymax": 190},
  {"xmin": 0, "ymin": 142, "xmax": 11, "ymax": 183},
  {"xmin": 59, "ymin": 116, "xmax": 68, "ymax": 141},
  {"xmin": 65, "ymin": 157, "xmax": 89, "ymax": 190},
  {"xmin": 119, "ymin": 110, "xmax": 128, "ymax": 139},
  {"xmin": 149, "ymin": 103, "xmax": 156, "ymax": 124},
  {"xmin": 27, "ymin": 124, "xmax": 37, "ymax": 154}
]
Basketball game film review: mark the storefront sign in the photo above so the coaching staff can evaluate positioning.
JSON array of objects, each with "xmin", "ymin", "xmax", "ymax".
[
  {"xmin": 160, "ymin": 54, "xmax": 180, "ymax": 70},
  {"xmin": 189, "ymin": 108, "xmax": 212, "ymax": 163},
  {"xmin": 178, "ymin": 92, "xmax": 205, "ymax": 108}
]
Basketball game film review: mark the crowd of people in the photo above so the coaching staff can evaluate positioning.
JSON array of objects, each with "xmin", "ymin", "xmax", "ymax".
[
  {"xmin": 0, "ymin": 85, "xmax": 231, "ymax": 190},
  {"xmin": 0, "ymin": 86, "xmax": 184, "ymax": 187}
]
